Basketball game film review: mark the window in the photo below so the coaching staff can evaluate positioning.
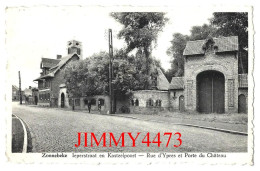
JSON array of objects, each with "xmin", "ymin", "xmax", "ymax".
[
  {"xmin": 98, "ymin": 99, "xmax": 105, "ymax": 106},
  {"xmin": 156, "ymin": 100, "xmax": 162, "ymax": 107},
  {"xmin": 146, "ymin": 98, "xmax": 154, "ymax": 107},
  {"xmin": 91, "ymin": 99, "xmax": 96, "ymax": 106},
  {"xmin": 84, "ymin": 99, "xmax": 88, "ymax": 105},
  {"xmin": 131, "ymin": 99, "xmax": 134, "ymax": 106},
  {"xmin": 135, "ymin": 99, "xmax": 139, "ymax": 106},
  {"xmin": 75, "ymin": 99, "xmax": 80, "ymax": 106}
]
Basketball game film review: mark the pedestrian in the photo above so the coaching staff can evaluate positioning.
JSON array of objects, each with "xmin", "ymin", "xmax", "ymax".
[
  {"xmin": 98, "ymin": 100, "xmax": 101, "ymax": 113},
  {"xmin": 88, "ymin": 102, "xmax": 91, "ymax": 113}
]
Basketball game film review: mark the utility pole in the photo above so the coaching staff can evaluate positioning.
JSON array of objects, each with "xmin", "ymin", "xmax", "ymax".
[
  {"xmin": 108, "ymin": 29, "xmax": 114, "ymax": 114},
  {"xmin": 18, "ymin": 71, "xmax": 22, "ymax": 105}
]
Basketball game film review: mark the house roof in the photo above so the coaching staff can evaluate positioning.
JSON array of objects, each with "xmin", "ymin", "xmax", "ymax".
[
  {"xmin": 34, "ymin": 53, "xmax": 79, "ymax": 81},
  {"xmin": 12, "ymin": 85, "xmax": 19, "ymax": 90},
  {"xmin": 156, "ymin": 68, "xmax": 170, "ymax": 91},
  {"xmin": 169, "ymin": 77, "xmax": 184, "ymax": 90},
  {"xmin": 183, "ymin": 36, "xmax": 239, "ymax": 56},
  {"xmin": 41, "ymin": 58, "xmax": 60, "ymax": 69}
]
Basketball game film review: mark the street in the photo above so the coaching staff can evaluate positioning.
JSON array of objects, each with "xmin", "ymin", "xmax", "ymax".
[{"xmin": 12, "ymin": 102, "xmax": 247, "ymax": 153}]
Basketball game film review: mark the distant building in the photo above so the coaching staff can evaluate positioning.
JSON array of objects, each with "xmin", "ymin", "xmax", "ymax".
[
  {"xmin": 23, "ymin": 86, "xmax": 38, "ymax": 105},
  {"xmin": 12, "ymin": 85, "xmax": 19, "ymax": 101}
]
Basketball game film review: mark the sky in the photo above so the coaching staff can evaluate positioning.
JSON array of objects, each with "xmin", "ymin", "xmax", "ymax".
[{"xmin": 6, "ymin": 6, "xmax": 213, "ymax": 89}]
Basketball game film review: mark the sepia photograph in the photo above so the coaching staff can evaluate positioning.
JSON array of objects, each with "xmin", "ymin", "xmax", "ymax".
[{"xmin": 4, "ymin": 5, "xmax": 253, "ymax": 164}]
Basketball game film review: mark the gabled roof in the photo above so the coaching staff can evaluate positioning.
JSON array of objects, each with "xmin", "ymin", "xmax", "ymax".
[
  {"xmin": 12, "ymin": 85, "xmax": 19, "ymax": 90},
  {"xmin": 34, "ymin": 53, "xmax": 79, "ymax": 81},
  {"xmin": 41, "ymin": 58, "xmax": 60, "ymax": 69},
  {"xmin": 183, "ymin": 36, "xmax": 239, "ymax": 56},
  {"xmin": 169, "ymin": 77, "xmax": 184, "ymax": 90},
  {"xmin": 156, "ymin": 68, "xmax": 170, "ymax": 91}
]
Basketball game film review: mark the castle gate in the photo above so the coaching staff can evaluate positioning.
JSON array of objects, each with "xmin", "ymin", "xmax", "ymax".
[{"xmin": 197, "ymin": 70, "xmax": 225, "ymax": 113}]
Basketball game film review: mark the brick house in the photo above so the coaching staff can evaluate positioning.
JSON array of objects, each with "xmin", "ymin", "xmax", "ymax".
[{"xmin": 34, "ymin": 40, "xmax": 82, "ymax": 107}]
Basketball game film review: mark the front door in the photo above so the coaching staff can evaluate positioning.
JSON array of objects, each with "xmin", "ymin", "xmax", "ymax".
[
  {"xmin": 61, "ymin": 93, "xmax": 65, "ymax": 108},
  {"xmin": 179, "ymin": 95, "xmax": 185, "ymax": 112},
  {"xmin": 197, "ymin": 71, "xmax": 225, "ymax": 113}
]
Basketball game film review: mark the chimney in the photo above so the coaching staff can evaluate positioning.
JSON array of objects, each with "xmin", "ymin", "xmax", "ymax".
[{"xmin": 57, "ymin": 55, "xmax": 62, "ymax": 59}]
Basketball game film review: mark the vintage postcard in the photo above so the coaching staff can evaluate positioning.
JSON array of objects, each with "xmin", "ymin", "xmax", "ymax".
[{"xmin": 4, "ymin": 5, "xmax": 254, "ymax": 165}]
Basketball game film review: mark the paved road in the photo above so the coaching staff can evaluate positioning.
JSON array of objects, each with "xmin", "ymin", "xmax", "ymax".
[{"xmin": 12, "ymin": 102, "xmax": 247, "ymax": 153}]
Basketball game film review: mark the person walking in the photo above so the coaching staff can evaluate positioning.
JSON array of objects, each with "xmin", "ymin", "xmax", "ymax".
[{"xmin": 87, "ymin": 102, "xmax": 91, "ymax": 113}]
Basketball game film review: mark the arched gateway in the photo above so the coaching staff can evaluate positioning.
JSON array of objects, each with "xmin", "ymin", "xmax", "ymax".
[{"xmin": 197, "ymin": 70, "xmax": 225, "ymax": 113}]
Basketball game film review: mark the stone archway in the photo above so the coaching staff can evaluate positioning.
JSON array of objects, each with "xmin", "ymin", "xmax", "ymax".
[{"xmin": 197, "ymin": 70, "xmax": 225, "ymax": 113}]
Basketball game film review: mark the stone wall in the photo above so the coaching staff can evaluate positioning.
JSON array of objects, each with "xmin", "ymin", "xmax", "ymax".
[
  {"xmin": 184, "ymin": 52, "xmax": 239, "ymax": 113},
  {"xmin": 130, "ymin": 90, "xmax": 170, "ymax": 114},
  {"xmin": 68, "ymin": 95, "xmax": 111, "ymax": 114}
]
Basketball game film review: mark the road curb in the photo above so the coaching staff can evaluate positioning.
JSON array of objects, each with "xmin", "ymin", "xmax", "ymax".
[
  {"xmin": 113, "ymin": 115, "xmax": 248, "ymax": 136},
  {"xmin": 13, "ymin": 115, "xmax": 28, "ymax": 153},
  {"xmin": 13, "ymin": 114, "xmax": 36, "ymax": 153}
]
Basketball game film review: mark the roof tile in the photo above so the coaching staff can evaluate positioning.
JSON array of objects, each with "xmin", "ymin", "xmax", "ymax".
[{"xmin": 183, "ymin": 36, "xmax": 239, "ymax": 56}]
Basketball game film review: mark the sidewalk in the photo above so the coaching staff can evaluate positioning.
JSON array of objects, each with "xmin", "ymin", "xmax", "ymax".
[{"xmin": 114, "ymin": 113, "xmax": 248, "ymax": 134}]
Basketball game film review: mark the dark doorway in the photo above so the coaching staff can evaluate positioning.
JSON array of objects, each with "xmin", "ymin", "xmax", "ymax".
[
  {"xmin": 34, "ymin": 96, "xmax": 38, "ymax": 105},
  {"xmin": 179, "ymin": 95, "xmax": 185, "ymax": 112},
  {"xmin": 197, "ymin": 71, "xmax": 225, "ymax": 113},
  {"xmin": 61, "ymin": 93, "xmax": 65, "ymax": 108},
  {"xmin": 238, "ymin": 94, "xmax": 247, "ymax": 113}
]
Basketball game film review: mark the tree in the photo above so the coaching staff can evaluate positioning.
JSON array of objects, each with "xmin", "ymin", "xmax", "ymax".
[
  {"xmin": 210, "ymin": 12, "xmax": 248, "ymax": 73},
  {"xmin": 166, "ymin": 33, "xmax": 189, "ymax": 77},
  {"xmin": 189, "ymin": 24, "xmax": 217, "ymax": 41},
  {"xmin": 167, "ymin": 12, "xmax": 248, "ymax": 77},
  {"xmin": 111, "ymin": 12, "xmax": 168, "ymax": 79},
  {"xmin": 166, "ymin": 25, "xmax": 215, "ymax": 77},
  {"xmin": 64, "ymin": 49, "xmax": 164, "ymax": 101},
  {"xmin": 63, "ymin": 52, "xmax": 110, "ymax": 99}
]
